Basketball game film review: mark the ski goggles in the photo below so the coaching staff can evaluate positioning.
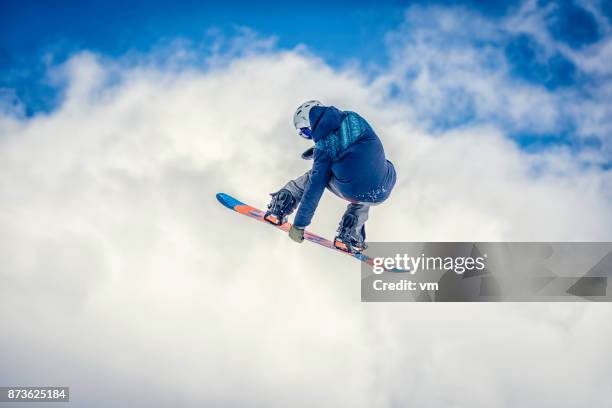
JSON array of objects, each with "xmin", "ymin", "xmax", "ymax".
[{"xmin": 298, "ymin": 127, "xmax": 312, "ymax": 139}]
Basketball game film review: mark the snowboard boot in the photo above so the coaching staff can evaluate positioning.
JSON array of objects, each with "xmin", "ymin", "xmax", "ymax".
[
  {"xmin": 334, "ymin": 213, "xmax": 368, "ymax": 254},
  {"xmin": 264, "ymin": 189, "xmax": 297, "ymax": 226}
]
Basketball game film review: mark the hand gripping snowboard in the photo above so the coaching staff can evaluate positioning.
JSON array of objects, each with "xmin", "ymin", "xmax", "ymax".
[{"xmin": 216, "ymin": 193, "xmax": 407, "ymax": 273}]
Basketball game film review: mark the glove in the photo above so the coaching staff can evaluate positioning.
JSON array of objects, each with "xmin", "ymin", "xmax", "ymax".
[
  {"xmin": 301, "ymin": 147, "xmax": 314, "ymax": 160},
  {"xmin": 288, "ymin": 225, "xmax": 305, "ymax": 243}
]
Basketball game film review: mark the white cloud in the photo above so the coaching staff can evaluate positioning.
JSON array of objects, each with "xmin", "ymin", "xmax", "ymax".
[
  {"xmin": 379, "ymin": 2, "xmax": 612, "ymax": 158},
  {"xmin": 1, "ymin": 5, "xmax": 612, "ymax": 407}
]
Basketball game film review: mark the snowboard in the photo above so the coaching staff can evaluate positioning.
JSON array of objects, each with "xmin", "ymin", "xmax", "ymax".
[{"xmin": 216, "ymin": 192, "xmax": 406, "ymax": 273}]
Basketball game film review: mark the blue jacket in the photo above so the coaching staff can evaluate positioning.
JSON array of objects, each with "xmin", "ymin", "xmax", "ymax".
[{"xmin": 294, "ymin": 106, "xmax": 396, "ymax": 228}]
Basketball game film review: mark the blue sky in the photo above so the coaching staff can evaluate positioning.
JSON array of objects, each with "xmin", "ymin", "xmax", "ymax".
[
  {"xmin": 1, "ymin": 0, "xmax": 611, "ymax": 161},
  {"xmin": 2, "ymin": 0, "xmax": 407, "ymax": 114},
  {"xmin": 0, "ymin": 0, "xmax": 526, "ymax": 114},
  {"xmin": 0, "ymin": 1, "xmax": 603, "ymax": 105}
]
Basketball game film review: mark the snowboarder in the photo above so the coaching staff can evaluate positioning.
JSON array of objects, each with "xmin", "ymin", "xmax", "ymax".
[{"xmin": 264, "ymin": 100, "xmax": 397, "ymax": 253}]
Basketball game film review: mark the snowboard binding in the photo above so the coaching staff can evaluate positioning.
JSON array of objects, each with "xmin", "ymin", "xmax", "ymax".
[
  {"xmin": 333, "ymin": 213, "xmax": 367, "ymax": 254},
  {"xmin": 264, "ymin": 189, "xmax": 296, "ymax": 226},
  {"xmin": 334, "ymin": 236, "xmax": 367, "ymax": 254}
]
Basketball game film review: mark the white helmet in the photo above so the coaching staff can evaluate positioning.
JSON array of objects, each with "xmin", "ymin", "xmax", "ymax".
[{"xmin": 293, "ymin": 100, "xmax": 322, "ymax": 139}]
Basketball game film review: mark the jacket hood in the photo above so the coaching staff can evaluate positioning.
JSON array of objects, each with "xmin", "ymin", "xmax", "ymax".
[{"xmin": 309, "ymin": 106, "xmax": 345, "ymax": 142}]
